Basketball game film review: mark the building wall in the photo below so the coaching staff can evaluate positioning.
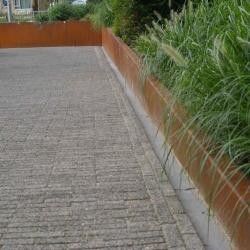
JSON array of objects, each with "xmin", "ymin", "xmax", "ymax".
[
  {"xmin": 0, "ymin": 0, "xmax": 15, "ymax": 14},
  {"xmin": 0, "ymin": 0, "xmax": 7, "ymax": 14},
  {"xmin": 0, "ymin": 0, "xmax": 35, "ymax": 14}
]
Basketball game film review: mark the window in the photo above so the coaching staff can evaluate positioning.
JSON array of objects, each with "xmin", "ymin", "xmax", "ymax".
[
  {"xmin": 15, "ymin": 0, "xmax": 31, "ymax": 9},
  {"xmin": 2, "ymin": 0, "xmax": 8, "ymax": 7}
]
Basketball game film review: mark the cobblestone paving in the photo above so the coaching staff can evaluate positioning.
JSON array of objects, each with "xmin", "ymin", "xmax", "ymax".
[{"xmin": 0, "ymin": 47, "xmax": 204, "ymax": 250}]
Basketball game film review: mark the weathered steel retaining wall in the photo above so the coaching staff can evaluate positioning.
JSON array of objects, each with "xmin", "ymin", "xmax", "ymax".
[
  {"xmin": 0, "ymin": 21, "xmax": 102, "ymax": 48},
  {"xmin": 102, "ymin": 28, "xmax": 250, "ymax": 250}
]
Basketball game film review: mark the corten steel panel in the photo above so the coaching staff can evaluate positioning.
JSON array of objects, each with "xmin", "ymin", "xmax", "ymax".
[
  {"xmin": 102, "ymin": 28, "xmax": 250, "ymax": 250},
  {"xmin": 0, "ymin": 21, "xmax": 102, "ymax": 48}
]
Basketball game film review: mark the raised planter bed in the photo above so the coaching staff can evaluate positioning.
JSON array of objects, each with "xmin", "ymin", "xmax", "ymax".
[
  {"xmin": 0, "ymin": 21, "xmax": 102, "ymax": 48},
  {"xmin": 102, "ymin": 28, "xmax": 250, "ymax": 250}
]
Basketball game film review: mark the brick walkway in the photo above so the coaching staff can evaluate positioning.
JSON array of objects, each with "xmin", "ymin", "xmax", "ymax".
[{"xmin": 0, "ymin": 47, "xmax": 204, "ymax": 250}]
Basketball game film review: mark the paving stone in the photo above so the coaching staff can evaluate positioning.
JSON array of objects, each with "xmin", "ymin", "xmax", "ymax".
[
  {"xmin": 182, "ymin": 234, "xmax": 205, "ymax": 250},
  {"xmin": 173, "ymin": 214, "xmax": 197, "ymax": 235},
  {"xmin": 0, "ymin": 47, "xmax": 204, "ymax": 249},
  {"xmin": 162, "ymin": 224, "xmax": 184, "ymax": 248},
  {"xmin": 165, "ymin": 195, "xmax": 185, "ymax": 215}
]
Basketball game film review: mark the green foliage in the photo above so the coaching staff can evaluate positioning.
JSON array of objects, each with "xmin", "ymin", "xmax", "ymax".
[
  {"xmin": 71, "ymin": 5, "xmax": 90, "ymax": 20},
  {"xmin": 86, "ymin": 0, "xmax": 102, "ymax": 3},
  {"xmin": 0, "ymin": 15, "xmax": 7, "ymax": 23},
  {"xmin": 112, "ymin": 0, "xmax": 174, "ymax": 45},
  {"xmin": 35, "ymin": 12, "xmax": 49, "ymax": 22},
  {"xmin": 89, "ymin": 0, "xmax": 186, "ymax": 45},
  {"xmin": 48, "ymin": 3, "xmax": 74, "ymax": 21},
  {"xmin": 89, "ymin": 0, "xmax": 115, "ymax": 29},
  {"xmin": 112, "ymin": 0, "xmax": 138, "ymax": 45},
  {"xmin": 37, "ymin": 2, "xmax": 90, "ymax": 22},
  {"xmin": 136, "ymin": 0, "xmax": 250, "ymax": 177}
]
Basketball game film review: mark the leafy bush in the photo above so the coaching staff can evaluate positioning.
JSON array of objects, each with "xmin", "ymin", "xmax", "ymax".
[
  {"xmin": 0, "ymin": 14, "xmax": 7, "ymax": 23},
  {"xmin": 71, "ymin": 5, "xmax": 90, "ymax": 20},
  {"xmin": 89, "ymin": 0, "xmax": 115, "ymax": 29},
  {"xmin": 86, "ymin": 0, "xmax": 102, "ymax": 3},
  {"xmin": 35, "ymin": 12, "xmax": 49, "ymax": 22},
  {"xmin": 112, "ymin": 0, "xmax": 186, "ymax": 45},
  {"xmin": 88, "ymin": 0, "xmax": 186, "ymax": 44},
  {"xmin": 36, "ymin": 2, "xmax": 90, "ymax": 22},
  {"xmin": 48, "ymin": 3, "xmax": 74, "ymax": 21},
  {"xmin": 136, "ymin": 0, "xmax": 250, "ymax": 177}
]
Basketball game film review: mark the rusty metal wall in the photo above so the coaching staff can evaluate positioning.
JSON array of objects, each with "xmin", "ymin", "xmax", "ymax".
[
  {"xmin": 102, "ymin": 28, "xmax": 250, "ymax": 250},
  {"xmin": 0, "ymin": 21, "xmax": 102, "ymax": 48}
]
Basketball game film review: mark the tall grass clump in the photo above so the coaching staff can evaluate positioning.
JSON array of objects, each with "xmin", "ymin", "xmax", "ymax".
[
  {"xmin": 88, "ymin": 0, "xmax": 115, "ymax": 29},
  {"xmin": 136, "ymin": 0, "xmax": 250, "ymax": 178}
]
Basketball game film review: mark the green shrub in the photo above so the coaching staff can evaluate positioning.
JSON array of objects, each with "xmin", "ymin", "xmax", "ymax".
[
  {"xmin": 46, "ymin": 2, "xmax": 89, "ymax": 22},
  {"xmin": 88, "ymin": 0, "xmax": 186, "ymax": 44},
  {"xmin": 136, "ymin": 0, "xmax": 250, "ymax": 177},
  {"xmin": 112, "ymin": 0, "xmax": 186, "ymax": 45},
  {"xmin": 86, "ymin": 0, "xmax": 102, "ymax": 3},
  {"xmin": 35, "ymin": 12, "xmax": 49, "ymax": 22},
  {"xmin": 89, "ymin": 0, "xmax": 115, "ymax": 29},
  {"xmin": 48, "ymin": 3, "xmax": 74, "ymax": 21},
  {"xmin": 71, "ymin": 5, "xmax": 90, "ymax": 20}
]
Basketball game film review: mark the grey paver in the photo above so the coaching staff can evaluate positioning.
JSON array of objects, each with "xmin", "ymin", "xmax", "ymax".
[{"xmin": 0, "ymin": 47, "xmax": 204, "ymax": 249}]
